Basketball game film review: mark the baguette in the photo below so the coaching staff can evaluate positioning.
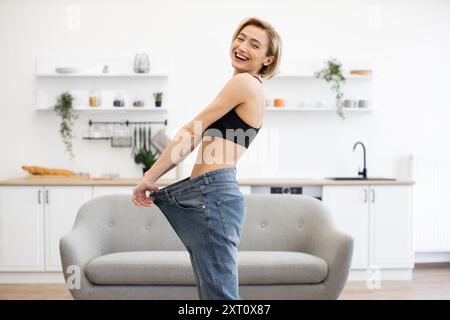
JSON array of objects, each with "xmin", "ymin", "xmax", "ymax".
[{"xmin": 21, "ymin": 165, "xmax": 76, "ymax": 176}]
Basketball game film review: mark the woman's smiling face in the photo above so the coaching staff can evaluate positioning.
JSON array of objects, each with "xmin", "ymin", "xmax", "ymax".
[{"xmin": 230, "ymin": 25, "xmax": 274, "ymax": 76}]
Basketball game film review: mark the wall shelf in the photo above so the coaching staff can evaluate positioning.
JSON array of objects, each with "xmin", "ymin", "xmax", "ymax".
[
  {"xmin": 266, "ymin": 68, "xmax": 374, "ymax": 114},
  {"xmin": 34, "ymin": 56, "xmax": 169, "ymax": 112},
  {"xmin": 266, "ymin": 107, "xmax": 373, "ymax": 112},
  {"xmin": 35, "ymin": 73, "xmax": 168, "ymax": 78},
  {"xmin": 36, "ymin": 106, "xmax": 168, "ymax": 113},
  {"xmin": 275, "ymin": 73, "xmax": 373, "ymax": 80}
]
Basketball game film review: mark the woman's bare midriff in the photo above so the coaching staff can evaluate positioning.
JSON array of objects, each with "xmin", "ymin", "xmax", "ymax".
[{"xmin": 190, "ymin": 136, "xmax": 247, "ymax": 180}]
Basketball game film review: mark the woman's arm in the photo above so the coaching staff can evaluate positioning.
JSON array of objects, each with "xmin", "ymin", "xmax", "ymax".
[
  {"xmin": 132, "ymin": 73, "xmax": 258, "ymax": 207},
  {"xmin": 142, "ymin": 121, "xmax": 200, "ymax": 182}
]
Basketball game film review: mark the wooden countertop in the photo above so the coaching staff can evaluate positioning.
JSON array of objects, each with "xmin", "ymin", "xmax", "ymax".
[{"xmin": 0, "ymin": 177, "xmax": 415, "ymax": 186}]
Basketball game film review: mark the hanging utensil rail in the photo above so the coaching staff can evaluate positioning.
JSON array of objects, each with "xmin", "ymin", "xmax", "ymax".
[{"xmin": 88, "ymin": 119, "xmax": 168, "ymax": 126}]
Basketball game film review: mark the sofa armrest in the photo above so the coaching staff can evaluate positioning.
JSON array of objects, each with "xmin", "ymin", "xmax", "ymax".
[
  {"xmin": 59, "ymin": 228, "xmax": 109, "ymax": 299},
  {"xmin": 306, "ymin": 227, "xmax": 354, "ymax": 299}
]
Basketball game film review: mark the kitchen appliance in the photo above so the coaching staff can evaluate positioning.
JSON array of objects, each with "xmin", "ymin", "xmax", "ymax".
[
  {"xmin": 268, "ymin": 186, "xmax": 322, "ymax": 200},
  {"xmin": 270, "ymin": 187, "xmax": 303, "ymax": 194}
]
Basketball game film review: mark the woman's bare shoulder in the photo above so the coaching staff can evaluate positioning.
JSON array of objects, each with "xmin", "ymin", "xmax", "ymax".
[
  {"xmin": 232, "ymin": 72, "xmax": 264, "ymax": 96},
  {"xmin": 232, "ymin": 72, "xmax": 261, "ymax": 83}
]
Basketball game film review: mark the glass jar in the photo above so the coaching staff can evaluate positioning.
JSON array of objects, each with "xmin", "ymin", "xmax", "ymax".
[
  {"xmin": 89, "ymin": 89, "xmax": 101, "ymax": 107},
  {"xmin": 113, "ymin": 92, "xmax": 125, "ymax": 107},
  {"xmin": 133, "ymin": 95, "xmax": 145, "ymax": 107}
]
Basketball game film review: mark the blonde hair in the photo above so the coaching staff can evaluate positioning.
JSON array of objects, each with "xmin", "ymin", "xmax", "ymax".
[{"xmin": 232, "ymin": 17, "xmax": 282, "ymax": 80}]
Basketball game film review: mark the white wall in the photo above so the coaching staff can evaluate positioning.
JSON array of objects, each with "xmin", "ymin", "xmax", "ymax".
[{"xmin": 0, "ymin": 0, "xmax": 449, "ymax": 180}]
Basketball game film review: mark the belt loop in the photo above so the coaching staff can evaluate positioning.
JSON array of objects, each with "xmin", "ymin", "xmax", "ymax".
[{"xmin": 203, "ymin": 173, "xmax": 210, "ymax": 185}]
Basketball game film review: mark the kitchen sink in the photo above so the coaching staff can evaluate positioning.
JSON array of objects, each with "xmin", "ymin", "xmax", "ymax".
[
  {"xmin": 328, "ymin": 142, "xmax": 396, "ymax": 182},
  {"xmin": 325, "ymin": 177, "xmax": 396, "ymax": 181}
]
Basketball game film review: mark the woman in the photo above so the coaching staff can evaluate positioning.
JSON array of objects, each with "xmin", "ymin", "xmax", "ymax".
[{"xmin": 132, "ymin": 17, "xmax": 282, "ymax": 300}]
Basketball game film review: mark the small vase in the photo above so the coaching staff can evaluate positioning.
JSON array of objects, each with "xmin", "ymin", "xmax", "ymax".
[
  {"xmin": 134, "ymin": 53, "xmax": 150, "ymax": 73},
  {"xmin": 155, "ymin": 101, "xmax": 162, "ymax": 107}
]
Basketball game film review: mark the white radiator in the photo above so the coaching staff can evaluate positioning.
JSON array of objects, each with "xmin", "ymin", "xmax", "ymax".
[{"xmin": 411, "ymin": 155, "xmax": 450, "ymax": 252}]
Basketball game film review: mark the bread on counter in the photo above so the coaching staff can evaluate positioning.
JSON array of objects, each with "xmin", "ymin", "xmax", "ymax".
[{"xmin": 21, "ymin": 165, "xmax": 76, "ymax": 176}]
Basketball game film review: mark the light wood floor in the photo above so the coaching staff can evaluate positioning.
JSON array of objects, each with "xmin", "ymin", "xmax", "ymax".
[
  {"xmin": 0, "ymin": 264, "xmax": 449, "ymax": 300},
  {"xmin": 340, "ymin": 263, "xmax": 450, "ymax": 300}
]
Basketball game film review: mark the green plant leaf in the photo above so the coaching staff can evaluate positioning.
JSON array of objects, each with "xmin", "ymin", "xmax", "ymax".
[
  {"xmin": 153, "ymin": 92, "xmax": 163, "ymax": 102},
  {"xmin": 54, "ymin": 91, "xmax": 78, "ymax": 159},
  {"xmin": 315, "ymin": 58, "xmax": 346, "ymax": 120},
  {"xmin": 134, "ymin": 147, "xmax": 160, "ymax": 167}
]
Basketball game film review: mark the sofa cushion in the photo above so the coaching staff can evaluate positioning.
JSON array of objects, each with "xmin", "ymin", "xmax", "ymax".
[
  {"xmin": 238, "ymin": 251, "xmax": 328, "ymax": 285},
  {"xmin": 86, "ymin": 251, "xmax": 328, "ymax": 285}
]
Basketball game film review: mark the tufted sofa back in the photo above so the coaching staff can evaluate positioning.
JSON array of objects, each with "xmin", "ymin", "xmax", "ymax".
[
  {"xmin": 239, "ymin": 194, "xmax": 334, "ymax": 252},
  {"xmin": 71, "ymin": 194, "xmax": 335, "ymax": 254}
]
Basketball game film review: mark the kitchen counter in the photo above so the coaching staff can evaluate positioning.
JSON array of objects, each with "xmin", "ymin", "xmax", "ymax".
[{"xmin": 0, "ymin": 177, "xmax": 415, "ymax": 186}]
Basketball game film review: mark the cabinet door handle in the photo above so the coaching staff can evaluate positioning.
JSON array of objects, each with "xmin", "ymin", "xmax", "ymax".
[
  {"xmin": 38, "ymin": 190, "xmax": 41, "ymax": 204},
  {"xmin": 371, "ymin": 189, "xmax": 375, "ymax": 203},
  {"xmin": 45, "ymin": 190, "xmax": 49, "ymax": 204},
  {"xmin": 364, "ymin": 189, "xmax": 368, "ymax": 203}
]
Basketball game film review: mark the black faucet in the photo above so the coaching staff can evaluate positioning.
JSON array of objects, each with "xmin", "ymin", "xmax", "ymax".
[{"xmin": 353, "ymin": 141, "xmax": 367, "ymax": 179}]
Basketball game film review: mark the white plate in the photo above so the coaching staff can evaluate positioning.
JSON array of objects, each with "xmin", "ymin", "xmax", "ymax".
[{"xmin": 55, "ymin": 67, "xmax": 83, "ymax": 74}]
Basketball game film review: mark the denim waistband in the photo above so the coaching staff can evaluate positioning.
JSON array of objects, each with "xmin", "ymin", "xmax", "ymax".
[{"xmin": 152, "ymin": 167, "xmax": 237, "ymax": 202}]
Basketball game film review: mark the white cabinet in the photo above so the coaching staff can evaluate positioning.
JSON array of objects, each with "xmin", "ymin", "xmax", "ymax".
[
  {"xmin": 321, "ymin": 186, "xmax": 369, "ymax": 269},
  {"xmin": 370, "ymin": 186, "xmax": 413, "ymax": 268},
  {"xmin": 44, "ymin": 187, "xmax": 92, "ymax": 271},
  {"xmin": 0, "ymin": 186, "xmax": 92, "ymax": 272},
  {"xmin": 322, "ymin": 185, "xmax": 413, "ymax": 270},
  {"xmin": 239, "ymin": 186, "xmax": 252, "ymax": 195},
  {"xmin": 0, "ymin": 186, "xmax": 44, "ymax": 271}
]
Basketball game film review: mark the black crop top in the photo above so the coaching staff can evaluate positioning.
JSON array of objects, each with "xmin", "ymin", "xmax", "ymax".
[{"xmin": 203, "ymin": 74, "xmax": 263, "ymax": 148}]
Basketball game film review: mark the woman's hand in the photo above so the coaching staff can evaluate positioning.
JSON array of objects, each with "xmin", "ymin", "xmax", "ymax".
[{"xmin": 132, "ymin": 176, "xmax": 160, "ymax": 207}]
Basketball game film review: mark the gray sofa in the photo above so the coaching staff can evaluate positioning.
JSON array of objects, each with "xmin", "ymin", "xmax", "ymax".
[{"xmin": 60, "ymin": 193, "xmax": 353, "ymax": 300}]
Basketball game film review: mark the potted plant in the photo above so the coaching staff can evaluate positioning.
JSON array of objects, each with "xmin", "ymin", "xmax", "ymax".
[
  {"xmin": 314, "ymin": 58, "xmax": 346, "ymax": 120},
  {"xmin": 54, "ymin": 91, "xmax": 78, "ymax": 160},
  {"xmin": 134, "ymin": 147, "xmax": 160, "ymax": 175},
  {"xmin": 153, "ymin": 91, "xmax": 163, "ymax": 107}
]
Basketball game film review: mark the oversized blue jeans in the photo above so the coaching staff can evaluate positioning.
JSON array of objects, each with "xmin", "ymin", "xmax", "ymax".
[{"xmin": 151, "ymin": 167, "xmax": 245, "ymax": 300}]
